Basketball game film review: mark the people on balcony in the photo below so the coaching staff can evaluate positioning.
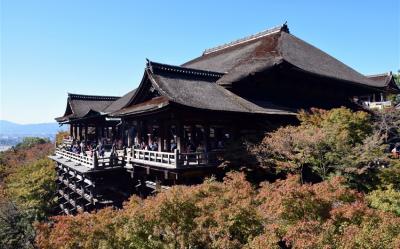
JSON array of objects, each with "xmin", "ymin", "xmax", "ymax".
[
  {"xmin": 170, "ymin": 140, "xmax": 177, "ymax": 152},
  {"xmin": 150, "ymin": 141, "xmax": 158, "ymax": 151},
  {"xmin": 96, "ymin": 141, "xmax": 105, "ymax": 157}
]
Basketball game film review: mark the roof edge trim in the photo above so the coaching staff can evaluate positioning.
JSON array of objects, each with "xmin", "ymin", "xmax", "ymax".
[
  {"xmin": 68, "ymin": 93, "xmax": 119, "ymax": 101},
  {"xmin": 147, "ymin": 60, "xmax": 225, "ymax": 77},
  {"xmin": 203, "ymin": 23, "xmax": 289, "ymax": 55}
]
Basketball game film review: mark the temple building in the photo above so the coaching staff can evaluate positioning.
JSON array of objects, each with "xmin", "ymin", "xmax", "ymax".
[
  {"xmin": 49, "ymin": 24, "xmax": 399, "ymax": 214},
  {"xmin": 361, "ymin": 72, "xmax": 399, "ymax": 109}
]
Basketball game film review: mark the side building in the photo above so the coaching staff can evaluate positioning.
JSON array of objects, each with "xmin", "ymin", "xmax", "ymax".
[{"xmin": 49, "ymin": 24, "xmax": 400, "ymax": 214}]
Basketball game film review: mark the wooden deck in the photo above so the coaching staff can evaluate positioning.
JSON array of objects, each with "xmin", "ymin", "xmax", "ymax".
[
  {"xmin": 125, "ymin": 149, "xmax": 223, "ymax": 169},
  {"xmin": 51, "ymin": 148, "xmax": 125, "ymax": 172}
]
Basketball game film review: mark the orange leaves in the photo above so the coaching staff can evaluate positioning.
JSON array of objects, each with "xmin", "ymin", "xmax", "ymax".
[
  {"xmin": 35, "ymin": 207, "xmax": 123, "ymax": 249},
  {"xmin": 1, "ymin": 143, "xmax": 54, "ymax": 176},
  {"xmin": 35, "ymin": 172, "xmax": 400, "ymax": 249}
]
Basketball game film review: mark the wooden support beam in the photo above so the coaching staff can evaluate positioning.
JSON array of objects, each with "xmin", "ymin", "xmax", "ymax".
[
  {"xmin": 84, "ymin": 125, "xmax": 88, "ymax": 142},
  {"xmin": 158, "ymin": 120, "xmax": 164, "ymax": 152},
  {"xmin": 79, "ymin": 125, "xmax": 83, "ymax": 141},
  {"xmin": 112, "ymin": 126, "xmax": 116, "ymax": 141},
  {"xmin": 165, "ymin": 122, "xmax": 171, "ymax": 152},
  {"xmin": 137, "ymin": 120, "xmax": 143, "ymax": 144},
  {"xmin": 203, "ymin": 123, "xmax": 210, "ymax": 152},
  {"xmin": 73, "ymin": 125, "xmax": 77, "ymax": 139},
  {"xmin": 101, "ymin": 126, "xmax": 105, "ymax": 138},
  {"xmin": 176, "ymin": 120, "xmax": 183, "ymax": 152}
]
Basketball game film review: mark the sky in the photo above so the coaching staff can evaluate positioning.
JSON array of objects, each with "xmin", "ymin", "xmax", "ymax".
[{"xmin": 1, "ymin": 0, "xmax": 399, "ymax": 124}]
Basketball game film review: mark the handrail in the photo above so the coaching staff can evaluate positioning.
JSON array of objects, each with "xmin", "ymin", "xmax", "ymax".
[
  {"xmin": 56, "ymin": 147, "xmax": 222, "ymax": 170},
  {"xmin": 127, "ymin": 149, "xmax": 223, "ymax": 169},
  {"xmin": 127, "ymin": 149, "xmax": 179, "ymax": 168},
  {"xmin": 55, "ymin": 148, "xmax": 124, "ymax": 169}
]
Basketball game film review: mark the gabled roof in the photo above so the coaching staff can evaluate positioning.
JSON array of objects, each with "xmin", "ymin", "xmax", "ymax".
[
  {"xmin": 55, "ymin": 93, "xmax": 119, "ymax": 122},
  {"xmin": 183, "ymin": 23, "xmax": 393, "ymax": 91},
  {"xmin": 366, "ymin": 72, "xmax": 400, "ymax": 93},
  {"xmin": 112, "ymin": 61, "xmax": 296, "ymax": 116},
  {"xmin": 103, "ymin": 88, "xmax": 137, "ymax": 113}
]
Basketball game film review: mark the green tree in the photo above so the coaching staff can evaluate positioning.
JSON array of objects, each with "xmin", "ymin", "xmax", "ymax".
[
  {"xmin": 5, "ymin": 158, "xmax": 56, "ymax": 220},
  {"xmin": 14, "ymin": 137, "xmax": 50, "ymax": 150},
  {"xmin": 367, "ymin": 185, "xmax": 400, "ymax": 216},
  {"xmin": 251, "ymin": 107, "xmax": 375, "ymax": 182}
]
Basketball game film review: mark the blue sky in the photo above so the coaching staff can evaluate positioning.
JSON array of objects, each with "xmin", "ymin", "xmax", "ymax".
[{"xmin": 1, "ymin": 0, "xmax": 399, "ymax": 124}]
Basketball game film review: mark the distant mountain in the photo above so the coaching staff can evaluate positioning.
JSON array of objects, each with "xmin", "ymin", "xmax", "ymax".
[{"xmin": 0, "ymin": 120, "xmax": 68, "ymax": 137}]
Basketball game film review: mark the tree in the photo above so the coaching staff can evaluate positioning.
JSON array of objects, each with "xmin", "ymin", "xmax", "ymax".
[
  {"xmin": 36, "ymin": 172, "xmax": 400, "ymax": 249},
  {"xmin": 0, "ymin": 189, "xmax": 36, "ymax": 249},
  {"xmin": 5, "ymin": 159, "xmax": 56, "ymax": 220},
  {"xmin": 250, "ymin": 107, "xmax": 375, "ymax": 182},
  {"xmin": 55, "ymin": 131, "xmax": 69, "ymax": 147},
  {"xmin": 367, "ymin": 185, "xmax": 400, "ymax": 216},
  {"xmin": 14, "ymin": 137, "xmax": 50, "ymax": 150}
]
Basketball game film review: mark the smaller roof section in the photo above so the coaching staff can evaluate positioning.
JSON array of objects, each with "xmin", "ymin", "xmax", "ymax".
[
  {"xmin": 366, "ymin": 72, "xmax": 400, "ymax": 94},
  {"xmin": 55, "ymin": 93, "xmax": 119, "ymax": 123},
  {"xmin": 103, "ymin": 88, "xmax": 137, "ymax": 113},
  {"xmin": 112, "ymin": 60, "xmax": 296, "ymax": 117}
]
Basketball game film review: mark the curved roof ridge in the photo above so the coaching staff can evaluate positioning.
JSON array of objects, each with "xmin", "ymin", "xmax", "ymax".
[
  {"xmin": 68, "ymin": 93, "xmax": 119, "ymax": 101},
  {"xmin": 203, "ymin": 23, "xmax": 289, "ymax": 55},
  {"xmin": 366, "ymin": 72, "xmax": 391, "ymax": 77},
  {"xmin": 147, "ymin": 60, "xmax": 225, "ymax": 78}
]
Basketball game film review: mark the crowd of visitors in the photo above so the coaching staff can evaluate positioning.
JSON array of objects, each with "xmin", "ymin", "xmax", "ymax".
[
  {"xmin": 61, "ymin": 134, "xmax": 227, "ymax": 158},
  {"xmin": 64, "ymin": 139, "xmax": 103, "ymax": 157}
]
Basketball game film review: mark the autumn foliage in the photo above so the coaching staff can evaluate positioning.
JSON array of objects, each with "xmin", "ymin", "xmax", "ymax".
[
  {"xmin": 35, "ymin": 173, "xmax": 400, "ymax": 249},
  {"xmin": 34, "ymin": 108, "xmax": 400, "ymax": 248},
  {"xmin": 0, "ymin": 138, "xmax": 56, "ymax": 249}
]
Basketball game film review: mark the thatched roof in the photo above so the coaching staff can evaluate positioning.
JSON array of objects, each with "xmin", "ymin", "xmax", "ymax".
[
  {"xmin": 56, "ymin": 24, "xmax": 398, "ymax": 122},
  {"xmin": 103, "ymin": 88, "xmax": 137, "ymax": 113},
  {"xmin": 112, "ymin": 61, "xmax": 296, "ymax": 117},
  {"xmin": 366, "ymin": 72, "xmax": 400, "ymax": 93},
  {"xmin": 183, "ymin": 24, "xmax": 397, "ymax": 92},
  {"xmin": 55, "ymin": 93, "xmax": 119, "ymax": 122}
]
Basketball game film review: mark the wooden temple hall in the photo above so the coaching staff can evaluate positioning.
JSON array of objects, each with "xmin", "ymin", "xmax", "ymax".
[{"xmin": 49, "ymin": 24, "xmax": 399, "ymax": 214}]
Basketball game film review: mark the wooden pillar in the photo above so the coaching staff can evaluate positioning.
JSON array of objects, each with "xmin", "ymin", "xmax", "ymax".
[
  {"xmin": 79, "ymin": 125, "xmax": 83, "ymax": 140},
  {"xmin": 158, "ymin": 120, "xmax": 164, "ymax": 152},
  {"xmin": 189, "ymin": 125, "xmax": 195, "ymax": 143},
  {"xmin": 69, "ymin": 124, "xmax": 73, "ymax": 137},
  {"xmin": 135, "ymin": 120, "xmax": 141, "ymax": 144},
  {"xmin": 127, "ymin": 127, "xmax": 132, "ymax": 147},
  {"xmin": 73, "ymin": 124, "xmax": 77, "ymax": 139},
  {"xmin": 165, "ymin": 122, "xmax": 171, "ymax": 152},
  {"xmin": 111, "ymin": 126, "xmax": 116, "ymax": 141},
  {"xmin": 84, "ymin": 125, "xmax": 88, "ymax": 142},
  {"xmin": 203, "ymin": 123, "xmax": 210, "ymax": 152},
  {"xmin": 121, "ymin": 122, "xmax": 126, "ymax": 146},
  {"xmin": 176, "ymin": 121, "xmax": 183, "ymax": 152},
  {"xmin": 115, "ymin": 126, "xmax": 119, "ymax": 140},
  {"xmin": 95, "ymin": 126, "xmax": 99, "ymax": 142},
  {"xmin": 101, "ymin": 126, "xmax": 105, "ymax": 138},
  {"xmin": 145, "ymin": 121, "xmax": 151, "ymax": 145}
]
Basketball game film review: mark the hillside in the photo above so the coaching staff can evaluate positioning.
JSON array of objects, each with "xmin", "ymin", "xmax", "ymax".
[{"xmin": 0, "ymin": 120, "xmax": 67, "ymax": 136}]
